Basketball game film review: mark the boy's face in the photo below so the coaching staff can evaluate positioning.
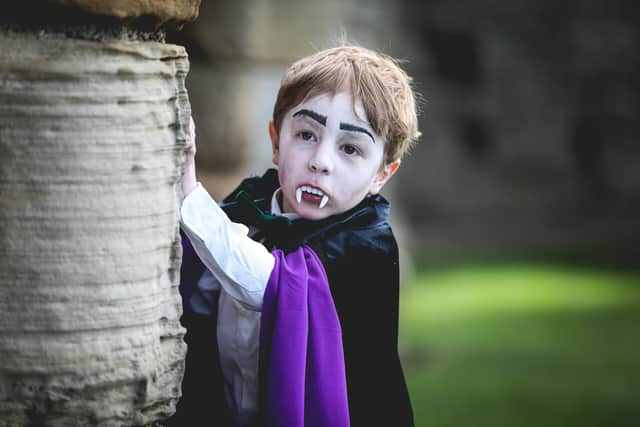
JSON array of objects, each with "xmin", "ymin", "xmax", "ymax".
[{"xmin": 270, "ymin": 92, "xmax": 400, "ymax": 220}]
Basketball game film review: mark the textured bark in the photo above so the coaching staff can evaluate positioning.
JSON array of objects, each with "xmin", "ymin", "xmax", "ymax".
[
  {"xmin": 53, "ymin": 0, "xmax": 200, "ymax": 25},
  {"xmin": 0, "ymin": 30, "xmax": 189, "ymax": 426}
]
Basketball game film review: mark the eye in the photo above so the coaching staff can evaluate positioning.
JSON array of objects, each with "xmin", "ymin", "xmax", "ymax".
[
  {"xmin": 341, "ymin": 144, "xmax": 360, "ymax": 156},
  {"xmin": 297, "ymin": 130, "xmax": 316, "ymax": 141}
]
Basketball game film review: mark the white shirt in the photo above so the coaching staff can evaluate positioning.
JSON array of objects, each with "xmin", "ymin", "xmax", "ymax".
[{"xmin": 179, "ymin": 184, "xmax": 295, "ymax": 426}]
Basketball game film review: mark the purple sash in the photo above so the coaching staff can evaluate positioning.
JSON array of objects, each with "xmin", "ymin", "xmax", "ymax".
[{"xmin": 259, "ymin": 246, "xmax": 350, "ymax": 427}]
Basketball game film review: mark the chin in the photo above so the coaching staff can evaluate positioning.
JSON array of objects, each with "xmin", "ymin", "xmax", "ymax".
[{"xmin": 295, "ymin": 205, "xmax": 333, "ymax": 221}]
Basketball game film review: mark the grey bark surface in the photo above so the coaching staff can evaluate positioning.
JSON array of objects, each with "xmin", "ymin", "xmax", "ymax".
[
  {"xmin": 54, "ymin": 0, "xmax": 201, "ymax": 23},
  {"xmin": 0, "ymin": 30, "xmax": 189, "ymax": 426}
]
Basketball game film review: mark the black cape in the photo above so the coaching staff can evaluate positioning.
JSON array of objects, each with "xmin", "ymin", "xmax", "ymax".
[{"xmin": 169, "ymin": 169, "xmax": 413, "ymax": 427}]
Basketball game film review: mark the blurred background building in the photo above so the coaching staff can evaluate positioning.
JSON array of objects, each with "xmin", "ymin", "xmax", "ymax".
[{"xmin": 170, "ymin": 0, "xmax": 640, "ymax": 267}]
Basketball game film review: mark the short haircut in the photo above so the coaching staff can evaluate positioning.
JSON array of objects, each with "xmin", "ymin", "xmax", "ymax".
[{"xmin": 272, "ymin": 45, "xmax": 421, "ymax": 166}]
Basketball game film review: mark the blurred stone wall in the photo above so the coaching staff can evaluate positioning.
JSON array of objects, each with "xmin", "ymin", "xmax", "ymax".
[{"xmin": 393, "ymin": 0, "xmax": 640, "ymax": 259}]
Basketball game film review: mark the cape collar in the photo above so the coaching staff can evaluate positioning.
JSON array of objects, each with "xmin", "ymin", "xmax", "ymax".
[{"xmin": 220, "ymin": 168, "xmax": 390, "ymax": 251}]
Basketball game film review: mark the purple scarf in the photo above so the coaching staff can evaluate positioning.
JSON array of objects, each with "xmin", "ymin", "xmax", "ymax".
[{"xmin": 259, "ymin": 246, "xmax": 350, "ymax": 427}]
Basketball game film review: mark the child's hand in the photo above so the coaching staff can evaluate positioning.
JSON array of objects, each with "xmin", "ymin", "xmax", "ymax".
[
  {"xmin": 186, "ymin": 116, "xmax": 197, "ymax": 160},
  {"xmin": 182, "ymin": 116, "xmax": 198, "ymax": 199}
]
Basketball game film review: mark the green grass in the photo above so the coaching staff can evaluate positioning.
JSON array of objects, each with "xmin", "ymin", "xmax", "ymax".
[{"xmin": 399, "ymin": 263, "xmax": 640, "ymax": 427}]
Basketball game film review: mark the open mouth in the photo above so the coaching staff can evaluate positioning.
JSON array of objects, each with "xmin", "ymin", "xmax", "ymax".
[{"xmin": 296, "ymin": 185, "xmax": 329, "ymax": 209}]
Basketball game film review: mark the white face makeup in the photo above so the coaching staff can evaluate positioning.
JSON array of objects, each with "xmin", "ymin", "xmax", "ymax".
[{"xmin": 270, "ymin": 92, "xmax": 398, "ymax": 220}]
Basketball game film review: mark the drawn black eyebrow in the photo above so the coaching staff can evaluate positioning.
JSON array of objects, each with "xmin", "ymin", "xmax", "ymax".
[
  {"xmin": 340, "ymin": 122, "xmax": 375, "ymax": 143},
  {"xmin": 293, "ymin": 109, "xmax": 327, "ymax": 126}
]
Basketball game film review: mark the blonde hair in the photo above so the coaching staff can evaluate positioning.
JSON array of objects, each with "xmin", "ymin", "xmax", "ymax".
[{"xmin": 272, "ymin": 46, "xmax": 421, "ymax": 166}]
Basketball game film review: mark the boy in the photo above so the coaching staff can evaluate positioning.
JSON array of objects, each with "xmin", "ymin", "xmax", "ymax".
[{"xmin": 175, "ymin": 46, "xmax": 420, "ymax": 427}]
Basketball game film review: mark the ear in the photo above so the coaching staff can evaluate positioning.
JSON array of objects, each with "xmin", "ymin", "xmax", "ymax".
[
  {"xmin": 269, "ymin": 120, "xmax": 279, "ymax": 165},
  {"xmin": 368, "ymin": 160, "xmax": 401, "ymax": 195}
]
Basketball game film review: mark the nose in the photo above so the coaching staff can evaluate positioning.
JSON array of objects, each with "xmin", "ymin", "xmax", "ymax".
[{"xmin": 308, "ymin": 143, "xmax": 333, "ymax": 174}]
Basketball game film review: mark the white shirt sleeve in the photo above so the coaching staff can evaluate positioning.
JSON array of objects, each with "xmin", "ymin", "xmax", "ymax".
[{"xmin": 180, "ymin": 183, "xmax": 274, "ymax": 311}]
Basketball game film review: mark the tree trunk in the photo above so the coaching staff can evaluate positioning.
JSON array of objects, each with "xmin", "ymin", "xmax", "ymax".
[{"xmin": 0, "ymin": 28, "xmax": 189, "ymax": 426}]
